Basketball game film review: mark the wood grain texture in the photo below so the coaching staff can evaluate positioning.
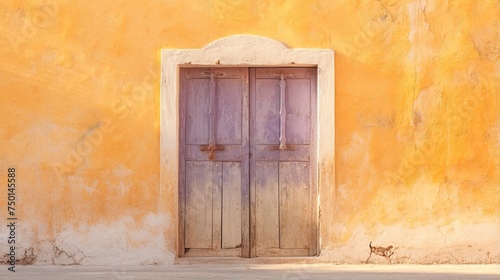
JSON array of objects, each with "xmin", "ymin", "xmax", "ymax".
[
  {"xmin": 285, "ymin": 79, "xmax": 311, "ymax": 144},
  {"xmin": 185, "ymin": 161, "xmax": 216, "ymax": 249},
  {"xmin": 222, "ymin": 162, "xmax": 242, "ymax": 249},
  {"xmin": 255, "ymin": 161, "xmax": 280, "ymax": 255},
  {"xmin": 212, "ymin": 162, "xmax": 223, "ymax": 250},
  {"xmin": 186, "ymin": 79, "xmax": 210, "ymax": 145},
  {"xmin": 279, "ymin": 161, "xmax": 310, "ymax": 249},
  {"xmin": 240, "ymin": 68, "xmax": 250, "ymax": 258},
  {"xmin": 255, "ymin": 79, "xmax": 280, "ymax": 144},
  {"xmin": 216, "ymin": 79, "xmax": 243, "ymax": 144}
]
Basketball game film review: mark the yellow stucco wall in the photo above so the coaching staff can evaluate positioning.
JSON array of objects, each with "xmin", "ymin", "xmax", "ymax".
[{"xmin": 0, "ymin": 0, "xmax": 498, "ymax": 264}]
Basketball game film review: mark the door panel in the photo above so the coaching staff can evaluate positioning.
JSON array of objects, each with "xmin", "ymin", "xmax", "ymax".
[
  {"xmin": 216, "ymin": 79, "xmax": 243, "ymax": 144},
  {"xmin": 250, "ymin": 67, "xmax": 317, "ymax": 257},
  {"xmin": 180, "ymin": 68, "xmax": 248, "ymax": 257},
  {"xmin": 279, "ymin": 161, "xmax": 310, "ymax": 249},
  {"xmin": 285, "ymin": 79, "xmax": 311, "ymax": 144},
  {"xmin": 222, "ymin": 162, "xmax": 242, "ymax": 249},
  {"xmin": 185, "ymin": 161, "xmax": 219, "ymax": 249},
  {"xmin": 255, "ymin": 79, "xmax": 280, "ymax": 144},
  {"xmin": 255, "ymin": 161, "xmax": 280, "ymax": 253},
  {"xmin": 185, "ymin": 80, "xmax": 209, "ymax": 144}
]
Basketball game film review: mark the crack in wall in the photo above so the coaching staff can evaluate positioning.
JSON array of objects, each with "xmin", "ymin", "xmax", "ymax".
[
  {"xmin": 1, "ymin": 234, "xmax": 97, "ymax": 265},
  {"xmin": 0, "ymin": 247, "xmax": 36, "ymax": 265},
  {"xmin": 41, "ymin": 234, "xmax": 96, "ymax": 265},
  {"xmin": 438, "ymin": 226, "xmax": 461, "ymax": 264}
]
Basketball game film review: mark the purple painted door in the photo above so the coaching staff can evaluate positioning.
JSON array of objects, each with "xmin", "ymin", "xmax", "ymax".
[
  {"xmin": 250, "ymin": 68, "xmax": 317, "ymax": 257},
  {"xmin": 179, "ymin": 67, "xmax": 317, "ymax": 258},
  {"xmin": 179, "ymin": 68, "xmax": 249, "ymax": 257}
]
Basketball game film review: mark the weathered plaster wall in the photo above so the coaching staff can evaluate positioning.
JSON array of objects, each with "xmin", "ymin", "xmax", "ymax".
[{"xmin": 0, "ymin": 0, "xmax": 498, "ymax": 264}]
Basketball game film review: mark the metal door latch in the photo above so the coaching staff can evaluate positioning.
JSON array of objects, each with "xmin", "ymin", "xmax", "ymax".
[
  {"xmin": 200, "ymin": 144, "xmax": 225, "ymax": 160},
  {"xmin": 270, "ymin": 144, "xmax": 295, "ymax": 151}
]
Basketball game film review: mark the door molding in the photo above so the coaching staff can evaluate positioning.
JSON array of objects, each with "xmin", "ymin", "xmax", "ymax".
[{"xmin": 161, "ymin": 35, "xmax": 334, "ymax": 258}]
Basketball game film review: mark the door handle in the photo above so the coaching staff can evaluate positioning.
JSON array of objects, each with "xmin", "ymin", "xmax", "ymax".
[
  {"xmin": 200, "ymin": 144, "xmax": 225, "ymax": 160},
  {"xmin": 270, "ymin": 144, "xmax": 295, "ymax": 151}
]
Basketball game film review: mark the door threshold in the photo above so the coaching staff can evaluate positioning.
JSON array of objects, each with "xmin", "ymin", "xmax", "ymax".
[{"xmin": 174, "ymin": 256, "xmax": 321, "ymax": 265}]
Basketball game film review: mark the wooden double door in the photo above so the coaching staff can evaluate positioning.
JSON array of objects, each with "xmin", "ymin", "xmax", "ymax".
[{"xmin": 179, "ymin": 67, "xmax": 317, "ymax": 257}]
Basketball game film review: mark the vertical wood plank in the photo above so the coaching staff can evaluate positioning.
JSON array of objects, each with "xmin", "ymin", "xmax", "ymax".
[
  {"xmin": 255, "ymin": 161, "xmax": 280, "ymax": 254},
  {"xmin": 186, "ymin": 79, "xmax": 210, "ymax": 144},
  {"xmin": 240, "ymin": 68, "xmax": 250, "ymax": 258},
  {"xmin": 209, "ymin": 75, "xmax": 216, "ymax": 146},
  {"xmin": 249, "ymin": 67, "xmax": 257, "ymax": 258},
  {"xmin": 255, "ymin": 79, "xmax": 280, "ymax": 144},
  {"xmin": 216, "ymin": 79, "xmax": 243, "ymax": 144},
  {"xmin": 309, "ymin": 68, "xmax": 318, "ymax": 255},
  {"xmin": 279, "ymin": 162, "xmax": 310, "ymax": 249},
  {"xmin": 178, "ymin": 69, "xmax": 187, "ymax": 257},
  {"xmin": 285, "ymin": 79, "xmax": 311, "ymax": 144},
  {"xmin": 185, "ymin": 161, "xmax": 214, "ymax": 249},
  {"xmin": 212, "ymin": 162, "xmax": 223, "ymax": 250},
  {"xmin": 222, "ymin": 162, "xmax": 242, "ymax": 249}
]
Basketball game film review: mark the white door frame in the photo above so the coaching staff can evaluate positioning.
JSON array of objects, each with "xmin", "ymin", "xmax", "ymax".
[{"xmin": 160, "ymin": 35, "xmax": 334, "ymax": 258}]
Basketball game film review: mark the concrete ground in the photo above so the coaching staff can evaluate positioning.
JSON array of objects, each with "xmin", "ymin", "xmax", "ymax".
[{"xmin": 3, "ymin": 264, "xmax": 500, "ymax": 280}]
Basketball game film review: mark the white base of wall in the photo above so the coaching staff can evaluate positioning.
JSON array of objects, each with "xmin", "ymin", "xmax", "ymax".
[
  {"xmin": 1, "ymin": 221, "xmax": 498, "ymax": 265},
  {"xmin": 0, "ymin": 213, "xmax": 174, "ymax": 265},
  {"xmin": 320, "ymin": 223, "xmax": 500, "ymax": 264}
]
